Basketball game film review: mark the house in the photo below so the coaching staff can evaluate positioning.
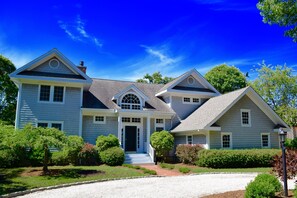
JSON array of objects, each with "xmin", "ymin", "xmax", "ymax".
[{"xmin": 10, "ymin": 49, "xmax": 290, "ymax": 161}]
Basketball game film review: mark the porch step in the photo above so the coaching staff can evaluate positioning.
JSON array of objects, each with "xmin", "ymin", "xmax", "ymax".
[{"xmin": 124, "ymin": 153, "xmax": 154, "ymax": 165}]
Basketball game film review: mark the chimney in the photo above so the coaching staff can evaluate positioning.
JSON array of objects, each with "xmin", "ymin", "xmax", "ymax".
[{"xmin": 77, "ymin": 60, "xmax": 87, "ymax": 74}]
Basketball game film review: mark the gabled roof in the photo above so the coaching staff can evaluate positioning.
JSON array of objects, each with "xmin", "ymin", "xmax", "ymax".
[
  {"xmin": 172, "ymin": 86, "xmax": 290, "ymax": 132},
  {"xmin": 10, "ymin": 48, "xmax": 92, "ymax": 84},
  {"xmin": 112, "ymin": 84, "xmax": 149, "ymax": 101},
  {"xmin": 83, "ymin": 78, "xmax": 175, "ymax": 113},
  {"xmin": 156, "ymin": 69, "xmax": 220, "ymax": 96}
]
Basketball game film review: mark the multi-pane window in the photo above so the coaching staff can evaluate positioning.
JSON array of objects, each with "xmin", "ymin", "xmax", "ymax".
[
  {"xmin": 94, "ymin": 116, "xmax": 105, "ymax": 124},
  {"xmin": 156, "ymin": 119, "xmax": 164, "ymax": 124},
  {"xmin": 241, "ymin": 109, "xmax": 251, "ymax": 126},
  {"xmin": 155, "ymin": 118, "xmax": 165, "ymax": 132},
  {"xmin": 37, "ymin": 122, "xmax": 63, "ymax": 131},
  {"xmin": 187, "ymin": 135, "xmax": 193, "ymax": 145},
  {"xmin": 121, "ymin": 94, "xmax": 141, "ymax": 110},
  {"xmin": 132, "ymin": 118, "xmax": 141, "ymax": 123},
  {"xmin": 39, "ymin": 85, "xmax": 64, "ymax": 103},
  {"xmin": 39, "ymin": 85, "xmax": 50, "ymax": 101},
  {"xmin": 122, "ymin": 117, "xmax": 141, "ymax": 123},
  {"xmin": 261, "ymin": 134, "xmax": 270, "ymax": 148},
  {"xmin": 193, "ymin": 98, "xmax": 200, "ymax": 103},
  {"xmin": 53, "ymin": 86, "xmax": 64, "ymax": 102},
  {"xmin": 183, "ymin": 97, "xmax": 201, "ymax": 104},
  {"xmin": 222, "ymin": 133, "xmax": 231, "ymax": 148},
  {"xmin": 122, "ymin": 117, "xmax": 131, "ymax": 122},
  {"xmin": 183, "ymin": 97, "xmax": 191, "ymax": 103}
]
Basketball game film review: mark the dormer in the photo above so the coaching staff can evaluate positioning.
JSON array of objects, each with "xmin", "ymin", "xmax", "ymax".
[
  {"xmin": 112, "ymin": 84, "xmax": 149, "ymax": 110},
  {"xmin": 156, "ymin": 69, "xmax": 220, "ymax": 98}
]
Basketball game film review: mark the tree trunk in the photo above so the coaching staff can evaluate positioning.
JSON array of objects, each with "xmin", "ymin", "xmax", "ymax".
[{"xmin": 43, "ymin": 144, "xmax": 49, "ymax": 173}]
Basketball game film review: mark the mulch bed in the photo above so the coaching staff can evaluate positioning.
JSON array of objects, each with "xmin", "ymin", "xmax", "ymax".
[
  {"xmin": 21, "ymin": 169, "xmax": 104, "ymax": 177},
  {"xmin": 202, "ymin": 190, "xmax": 294, "ymax": 198}
]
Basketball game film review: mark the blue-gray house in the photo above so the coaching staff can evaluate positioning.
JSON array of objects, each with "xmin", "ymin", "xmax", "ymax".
[{"xmin": 10, "ymin": 49, "xmax": 290, "ymax": 162}]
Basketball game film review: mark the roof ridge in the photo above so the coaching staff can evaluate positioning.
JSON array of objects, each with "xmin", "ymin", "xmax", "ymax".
[{"xmin": 91, "ymin": 77, "xmax": 164, "ymax": 86}]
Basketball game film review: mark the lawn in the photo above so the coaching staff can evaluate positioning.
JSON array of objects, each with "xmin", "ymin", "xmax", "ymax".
[
  {"xmin": 160, "ymin": 163, "xmax": 271, "ymax": 174},
  {"xmin": 0, "ymin": 165, "xmax": 149, "ymax": 195}
]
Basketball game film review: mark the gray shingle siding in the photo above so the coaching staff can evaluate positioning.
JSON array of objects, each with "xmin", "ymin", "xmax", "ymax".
[
  {"xmin": 82, "ymin": 116, "xmax": 118, "ymax": 145},
  {"xmin": 171, "ymin": 96, "xmax": 201, "ymax": 120},
  {"xmin": 31, "ymin": 58, "xmax": 75, "ymax": 75},
  {"xmin": 19, "ymin": 83, "xmax": 81, "ymax": 136},
  {"xmin": 177, "ymin": 75, "xmax": 204, "ymax": 88},
  {"xmin": 174, "ymin": 134, "xmax": 206, "ymax": 145},
  {"xmin": 210, "ymin": 95, "xmax": 279, "ymax": 149}
]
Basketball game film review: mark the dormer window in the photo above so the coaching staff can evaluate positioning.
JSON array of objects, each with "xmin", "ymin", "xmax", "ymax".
[{"xmin": 121, "ymin": 93, "xmax": 141, "ymax": 110}]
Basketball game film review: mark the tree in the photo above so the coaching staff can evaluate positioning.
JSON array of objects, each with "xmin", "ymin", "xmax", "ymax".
[
  {"xmin": 136, "ymin": 72, "xmax": 174, "ymax": 84},
  {"xmin": 204, "ymin": 64, "xmax": 247, "ymax": 94},
  {"xmin": 150, "ymin": 130, "xmax": 174, "ymax": 161},
  {"xmin": 257, "ymin": 0, "xmax": 297, "ymax": 42},
  {"xmin": 23, "ymin": 125, "xmax": 67, "ymax": 172},
  {"xmin": 250, "ymin": 62, "xmax": 297, "ymax": 126},
  {"xmin": 0, "ymin": 55, "xmax": 18, "ymax": 124}
]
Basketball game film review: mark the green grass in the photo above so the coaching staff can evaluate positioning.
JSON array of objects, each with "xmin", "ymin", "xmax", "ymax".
[
  {"xmin": 0, "ymin": 165, "xmax": 148, "ymax": 195},
  {"xmin": 160, "ymin": 163, "xmax": 175, "ymax": 170},
  {"xmin": 178, "ymin": 167, "xmax": 191, "ymax": 174}
]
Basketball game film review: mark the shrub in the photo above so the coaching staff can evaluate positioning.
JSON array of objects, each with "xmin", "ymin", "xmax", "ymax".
[
  {"xmin": 245, "ymin": 173, "xmax": 282, "ymax": 198},
  {"xmin": 294, "ymin": 187, "xmax": 297, "ymax": 198},
  {"xmin": 78, "ymin": 143, "xmax": 100, "ymax": 165},
  {"xmin": 272, "ymin": 149, "xmax": 297, "ymax": 180},
  {"xmin": 64, "ymin": 136, "xmax": 84, "ymax": 165},
  {"xmin": 196, "ymin": 149, "xmax": 280, "ymax": 168},
  {"xmin": 176, "ymin": 144, "xmax": 204, "ymax": 164},
  {"xmin": 160, "ymin": 163, "xmax": 175, "ymax": 170},
  {"xmin": 51, "ymin": 151, "xmax": 69, "ymax": 166},
  {"xmin": 96, "ymin": 134, "xmax": 120, "ymax": 152},
  {"xmin": 179, "ymin": 167, "xmax": 191, "ymax": 174},
  {"xmin": 150, "ymin": 131, "xmax": 174, "ymax": 160},
  {"xmin": 27, "ymin": 147, "xmax": 50, "ymax": 167},
  {"xmin": 100, "ymin": 147, "xmax": 125, "ymax": 166},
  {"xmin": 285, "ymin": 138, "xmax": 297, "ymax": 149}
]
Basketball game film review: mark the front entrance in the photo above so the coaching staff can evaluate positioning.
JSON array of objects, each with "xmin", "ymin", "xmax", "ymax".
[{"xmin": 125, "ymin": 126, "xmax": 137, "ymax": 152}]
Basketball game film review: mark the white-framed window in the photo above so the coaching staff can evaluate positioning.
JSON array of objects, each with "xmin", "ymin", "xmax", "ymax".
[
  {"xmin": 93, "ymin": 116, "xmax": 106, "ymax": 124},
  {"xmin": 221, "ymin": 132, "xmax": 232, "ymax": 149},
  {"xmin": 38, "ymin": 85, "xmax": 65, "ymax": 103},
  {"xmin": 186, "ymin": 135, "xmax": 193, "ymax": 145},
  {"xmin": 37, "ymin": 121, "xmax": 63, "ymax": 131},
  {"xmin": 132, "ymin": 118, "xmax": 141, "ymax": 123},
  {"xmin": 121, "ymin": 93, "xmax": 141, "ymax": 110},
  {"xmin": 241, "ymin": 109, "xmax": 251, "ymax": 127},
  {"xmin": 122, "ymin": 117, "xmax": 141, "ymax": 123},
  {"xmin": 155, "ymin": 118, "xmax": 165, "ymax": 132},
  {"xmin": 182, "ymin": 97, "xmax": 201, "ymax": 104},
  {"xmin": 261, "ymin": 133, "xmax": 270, "ymax": 148}
]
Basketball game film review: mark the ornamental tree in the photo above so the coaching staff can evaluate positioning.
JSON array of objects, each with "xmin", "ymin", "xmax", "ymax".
[{"xmin": 150, "ymin": 130, "xmax": 174, "ymax": 160}]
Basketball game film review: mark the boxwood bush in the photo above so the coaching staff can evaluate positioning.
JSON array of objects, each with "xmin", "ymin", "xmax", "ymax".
[
  {"xmin": 245, "ymin": 173, "xmax": 282, "ymax": 198},
  {"xmin": 100, "ymin": 147, "xmax": 125, "ymax": 166},
  {"xmin": 96, "ymin": 134, "xmax": 120, "ymax": 152},
  {"xmin": 176, "ymin": 144, "xmax": 204, "ymax": 164},
  {"xmin": 196, "ymin": 149, "xmax": 280, "ymax": 168}
]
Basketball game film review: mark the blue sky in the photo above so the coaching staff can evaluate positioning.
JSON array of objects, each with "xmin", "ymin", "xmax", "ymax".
[{"xmin": 1, "ymin": 0, "xmax": 297, "ymax": 81}]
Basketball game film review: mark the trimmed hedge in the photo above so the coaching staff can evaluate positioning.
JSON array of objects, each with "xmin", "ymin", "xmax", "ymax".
[
  {"xmin": 100, "ymin": 147, "xmax": 125, "ymax": 166},
  {"xmin": 196, "ymin": 149, "xmax": 281, "ymax": 168},
  {"xmin": 96, "ymin": 134, "xmax": 120, "ymax": 152},
  {"xmin": 245, "ymin": 173, "xmax": 282, "ymax": 198},
  {"xmin": 176, "ymin": 144, "xmax": 204, "ymax": 164}
]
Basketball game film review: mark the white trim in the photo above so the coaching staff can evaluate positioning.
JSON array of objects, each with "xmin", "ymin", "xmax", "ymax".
[
  {"xmin": 146, "ymin": 116, "xmax": 151, "ymax": 153},
  {"xmin": 93, "ymin": 116, "xmax": 106, "ymax": 124},
  {"xmin": 119, "ymin": 91, "xmax": 142, "ymax": 110},
  {"xmin": 49, "ymin": 58, "xmax": 60, "ymax": 69},
  {"xmin": 205, "ymin": 126, "xmax": 221, "ymax": 131},
  {"xmin": 15, "ymin": 83, "xmax": 22, "ymax": 129},
  {"xmin": 261, "ymin": 133, "xmax": 271, "ymax": 148},
  {"xmin": 182, "ymin": 97, "xmax": 201, "ymax": 105},
  {"xmin": 240, "ymin": 109, "xmax": 251, "ymax": 127},
  {"xmin": 78, "ymin": 87, "xmax": 83, "ymax": 137},
  {"xmin": 113, "ymin": 84, "xmax": 149, "ymax": 102},
  {"xmin": 205, "ymin": 131, "xmax": 210, "ymax": 149},
  {"xmin": 221, "ymin": 132, "xmax": 232, "ymax": 149},
  {"xmin": 155, "ymin": 118, "xmax": 165, "ymax": 131},
  {"xmin": 122, "ymin": 119, "xmax": 143, "ymax": 153},
  {"xmin": 186, "ymin": 135, "xmax": 193, "ymax": 145},
  {"xmin": 38, "ymin": 85, "xmax": 65, "ymax": 104},
  {"xmin": 36, "ymin": 120, "xmax": 64, "ymax": 131}
]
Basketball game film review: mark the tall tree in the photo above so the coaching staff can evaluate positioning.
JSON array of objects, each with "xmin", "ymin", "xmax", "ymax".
[
  {"xmin": 136, "ymin": 72, "xmax": 174, "ymax": 84},
  {"xmin": 257, "ymin": 0, "xmax": 297, "ymax": 42},
  {"xmin": 0, "ymin": 55, "xmax": 18, "ymax": 124},
  {"xmin": 250, "ymin": 62, "xmax": 297, "ymax": 126},
  {"xmin": 204, "ymin": 64, "xmax": 247, "ymax": 94}
]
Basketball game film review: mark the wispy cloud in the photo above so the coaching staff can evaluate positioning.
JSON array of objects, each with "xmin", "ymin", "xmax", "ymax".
[
  {"xmin": 58, "ymin": 15, "xmax": 103, "ymax": 47},
  {"xmin": 0, "ymin": 48, "xmax": 33, "ymax": 68},
  {"xmin": 193, "ymin": 0, "xmax": 255, "ymax": 11}
]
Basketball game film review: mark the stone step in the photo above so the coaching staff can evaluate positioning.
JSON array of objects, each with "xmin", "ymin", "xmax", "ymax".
[{"xmin": 124, "ymin": 153, "xmax": 154, "ymax": 165}]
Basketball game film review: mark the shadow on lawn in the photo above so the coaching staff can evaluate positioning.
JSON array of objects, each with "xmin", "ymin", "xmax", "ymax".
[
  {"xmin": 0, "ymin": 168, "xmax": 28, "ymax": 195},
  {"xmin": 42, "ymin": 169, "xmax": 102, "ymax": 179}
]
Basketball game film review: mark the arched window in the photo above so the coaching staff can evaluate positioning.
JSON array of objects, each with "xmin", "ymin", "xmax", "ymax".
[{"xmin": 121, "ymin": 93, "xmax": 141, "ymax": 110}]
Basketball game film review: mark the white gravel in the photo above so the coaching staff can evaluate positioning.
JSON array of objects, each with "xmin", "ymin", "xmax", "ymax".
[{"xmin": 17, "ymin": 174, "xmax": 295, "ymax": 198}]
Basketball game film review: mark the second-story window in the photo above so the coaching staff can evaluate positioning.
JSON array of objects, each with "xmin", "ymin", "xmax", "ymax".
[
  {"xmin": 121, "ymin": 93, "xmax": 141, "ymax": 110},
  {"xmin": 39, "ymin": 85, "xmax": 64, "ymax": 103}
]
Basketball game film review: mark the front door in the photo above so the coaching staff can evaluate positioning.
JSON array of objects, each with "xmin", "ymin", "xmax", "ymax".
[{"xmin": 125, "ymin": 126, "xmax": 137, "ymax": 152}]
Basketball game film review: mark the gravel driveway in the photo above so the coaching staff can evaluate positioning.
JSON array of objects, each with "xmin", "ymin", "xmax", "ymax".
[{"xmin": 17, "ymin": 173, "xmax": 295, "ymax": 198}]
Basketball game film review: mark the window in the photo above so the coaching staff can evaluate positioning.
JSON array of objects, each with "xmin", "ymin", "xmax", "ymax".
[
  {"xmin": 187, "ymin": 77, "xmax": 194, "ymax": 85},
  {"xmin": 93, "ymin": 116, "xmax": 106, "ymax": 124},
  {"xmin": 122, "ymin": 117, "xmax": 131, "ymax": 122},
  {"xmin": 39, "ymin": 85, "xmax": 64, "ymax": 103},
  {"xmin": 241, "ymin": 109, "xmax": 251, "ymax": 127},
  {"xmin": 183, "ymin": 97, "xmax": 201, "ymax": 104},
  {"xmin": 121, "ymin": 93, "xmax": 141, "ymax": 110},
  {"xmin": 132, "ymin": 118, "xmax": 141, "ymax": 123},
  {"xmin": 39, "ymin": 85, "xmax": 50, "ymax": 101},
  {"xmin": 37, "ymin": 121, "xmax": 63, "ymax": 131},
  {"xmin": 155, "ymin": 118, "xmax": 165, "ymax": 131},
  {"xmin": 186, "ymin": 135, "xmax": 193, "ymax": 145},
  {"xmin": 221, "ymin": 133, "xmax": 232, "ymax": 148},
  {"xmin": 122, "ymin": 117, "xmax": 141, "ymax": 123},
  {"xmin": 261, "ymin": 133, "xmax": 270, "ymax": 148}
]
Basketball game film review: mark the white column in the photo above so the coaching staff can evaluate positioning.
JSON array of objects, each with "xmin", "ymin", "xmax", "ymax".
[
  {"xmin": 146, "ymin": 116, "xmax": 151, "ymax": 152},
  {"xmin": 118, "ymin": 115, "xmax": 122, "ymax": 147},
  {"xmin": 15, "ymin": 83, "xmax": 22, "ymax": 129},
  {"xmin": 205, "ymin": 131, "xmax": 210, "ymax": 149},
  {"xmin": 78, "ymin": 87, "xmax": 83, "ymax": 137}
]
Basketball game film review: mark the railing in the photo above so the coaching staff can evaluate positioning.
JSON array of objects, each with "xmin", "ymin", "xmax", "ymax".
[{"xmin": 148, "ymin": 144, "xmax": 157, "ymax": 165}]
